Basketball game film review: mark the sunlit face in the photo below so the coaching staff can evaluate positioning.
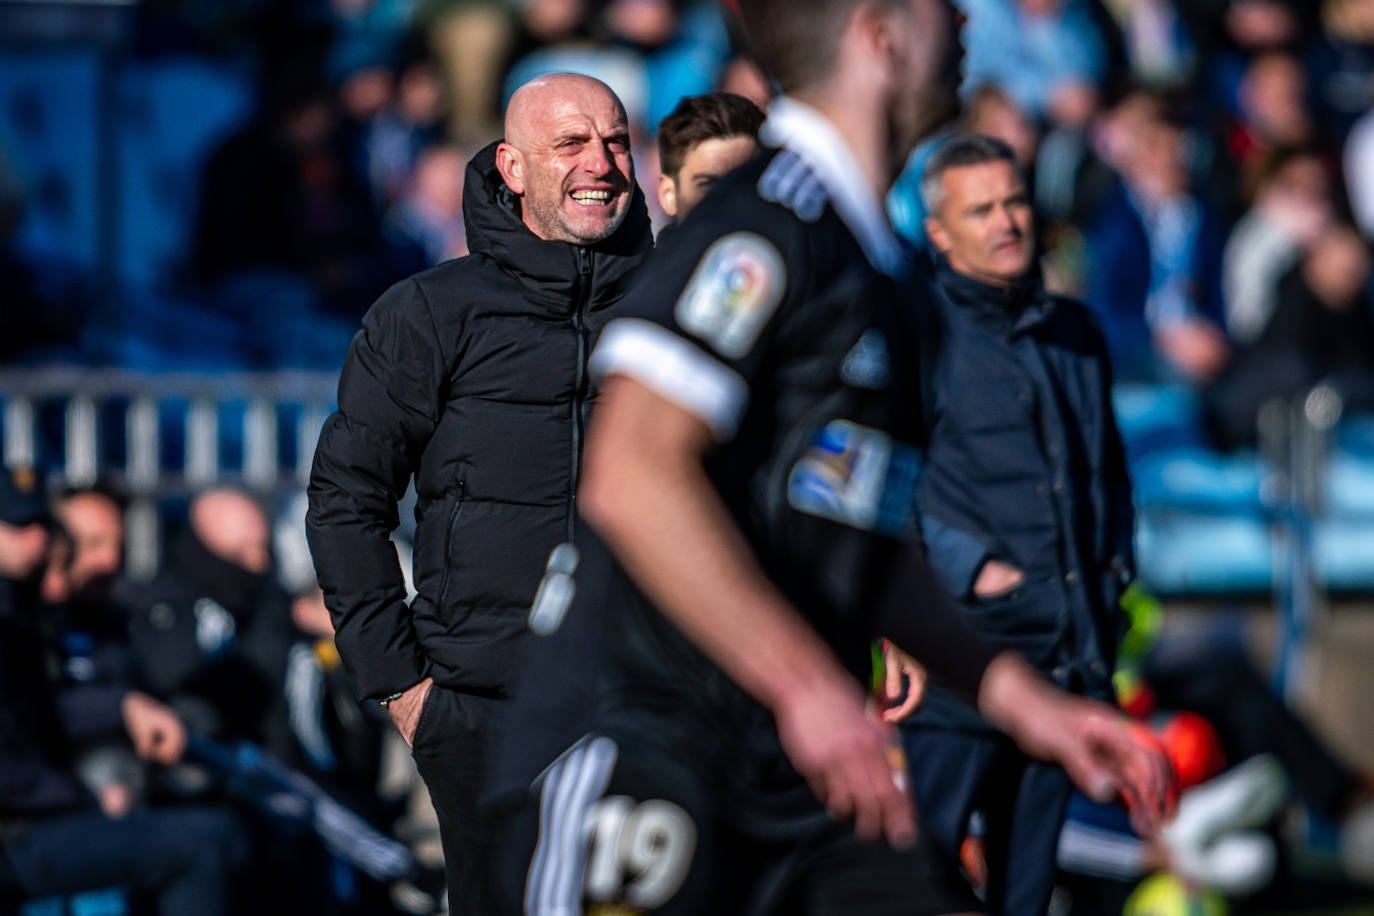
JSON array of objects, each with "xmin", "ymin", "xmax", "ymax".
[
  {"xmin": 499, "ymin": 82, "xmax": 635, "ymax": 245},
  {"xmin": 658, "ymin": 134, "xmax": 758, "ymax": 219},
  {"xmin": 926, "ymin": 159, "xmax": 1035, "ymax": 286},
  {"xmin": 889, "ymin": 0, "xmax": 965, "ymax": 169}
]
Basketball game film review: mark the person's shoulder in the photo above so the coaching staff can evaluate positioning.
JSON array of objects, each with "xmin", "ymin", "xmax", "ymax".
[
  {"xmin": 363, "ymin": 255, "xmax": 491, "ymax": 326},
  {"xmin": 1045, "ymin": 292, "xmax": 1111, "ymax": 353},
  {"xmin": 692, "ymin": 148, "xmax": 839, "ymax": 235}
]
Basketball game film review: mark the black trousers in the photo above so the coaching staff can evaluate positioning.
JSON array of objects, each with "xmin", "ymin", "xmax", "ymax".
[
  {"xmin": 901, "ymin": 726, "xmax": 1072, "ymax": 916},
  {"xmin": 410, "ymin": 685, "xmax": 500, "ymax": 916}
]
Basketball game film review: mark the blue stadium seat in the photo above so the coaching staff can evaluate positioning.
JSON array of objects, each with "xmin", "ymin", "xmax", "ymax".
[
  {"xmin": 1135, "ymin": 510, "xmax": 1273, "ymax": 595},
  {"xmin": 0, "ymin": 49, "xmax": 103, "ymax": 274},
  {"xmin": 20, "ymin": 888, "xmax": 126, "ymax": 916}
]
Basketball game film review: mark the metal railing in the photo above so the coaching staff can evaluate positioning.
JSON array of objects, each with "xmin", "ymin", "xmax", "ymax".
[{"xmin": 0, "ymin": 367, "xmax": 338, "ymax": 581}]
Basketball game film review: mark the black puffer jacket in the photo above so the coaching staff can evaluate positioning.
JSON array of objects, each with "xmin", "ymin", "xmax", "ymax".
[{"xmin": 307, "ymin": 141, "xmax": 653, "ymax": 701}]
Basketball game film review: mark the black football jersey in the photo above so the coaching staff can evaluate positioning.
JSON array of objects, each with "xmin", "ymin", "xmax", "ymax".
[{"xmin": 491, "ymin": 99, "xmax": 936, "ymax": 804}]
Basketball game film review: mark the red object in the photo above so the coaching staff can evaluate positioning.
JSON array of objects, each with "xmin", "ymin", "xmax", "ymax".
[{"xmin": 1155, "ymin": 711, "xmax": 1225, "ymax": 791}]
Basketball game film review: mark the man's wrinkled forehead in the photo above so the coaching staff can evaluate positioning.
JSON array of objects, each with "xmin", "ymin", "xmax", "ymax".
[
  {"xmin": 505, "ymin": 77, "xmax": 628, "ymax": 148},
  {"xmin": 540, "ymin": 93, "xmax": 629, "ymax": 143}
]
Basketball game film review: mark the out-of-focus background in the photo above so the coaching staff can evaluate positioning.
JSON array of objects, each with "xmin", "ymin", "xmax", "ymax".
[{"xmin": 3, "ymin": 0, "xmax": 1374, "ymax": 913}]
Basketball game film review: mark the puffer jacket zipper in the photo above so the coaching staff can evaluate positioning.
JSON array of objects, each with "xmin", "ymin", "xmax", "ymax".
[{"xmin": 569, "ymin": 247, "xmax": 594, "ymax": 541}]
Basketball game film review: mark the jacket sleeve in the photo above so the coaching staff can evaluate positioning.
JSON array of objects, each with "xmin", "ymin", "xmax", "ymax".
[
  {"xmin": 306, "ymin": 278, "xmax": 447, "ymax": 701},
  {"xmin": 917, "ymin": 515, "xmax": 995, "ymax": 600},
  {"xmin": 1092, "ymin": 319, "xmax": 1136, "ymax": 586}
]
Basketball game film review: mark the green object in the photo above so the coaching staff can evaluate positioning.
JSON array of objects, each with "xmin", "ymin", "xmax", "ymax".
[
  {"xmin": 871, "ymin": 641, "xmax": 886, "ymax": 695},
  {"xmin": 1123, "ymin": 873, "xmax": 1227, "ymax": 916}
]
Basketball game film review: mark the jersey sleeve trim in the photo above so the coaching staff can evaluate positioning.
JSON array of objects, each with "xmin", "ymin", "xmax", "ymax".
[{"xmin": 590, "ymin": 318, "xmax": 749, "ymax": 441}]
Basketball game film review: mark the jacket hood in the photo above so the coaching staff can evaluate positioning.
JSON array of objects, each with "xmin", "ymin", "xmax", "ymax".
[{"xmin": 462, "ymin": 140, "xmax": 654, "ymax": 308}]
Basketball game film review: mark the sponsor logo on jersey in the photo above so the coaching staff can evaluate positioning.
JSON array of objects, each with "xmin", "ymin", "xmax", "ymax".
[
  {"xmin": 675, "ymin": 232, "xmax": 785, "ymax": 359},
  {"xmin": 787, "ymin": 420, "xmax": 920, "ymax": 536}
]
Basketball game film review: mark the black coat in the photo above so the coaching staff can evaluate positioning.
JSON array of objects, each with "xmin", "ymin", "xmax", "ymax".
[
  {"xmin": 128, "ymin": 531, "xmax": 295, "ymax": 755},
  {"xmin": 913, "ymin": 263, "xmax": 1134, "ymax": 729},
  {"xmin": 0, "ymin": 579, "xmax": 124, "ymax": 820},
  {"xmin": 306, "ymin": 141, "xmax": 654, "ymax": 701}
]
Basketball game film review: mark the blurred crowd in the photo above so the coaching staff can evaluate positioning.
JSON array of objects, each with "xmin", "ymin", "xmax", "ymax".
[
  {"xmin": 0, "ymin": 0, "xmax": 751, "ymax": 370},
  {"xmin": 1, "ymin": 0, "xmax": 1372, "ymax": 449},
  {"xmin": 0, "ymin": 465, "xmax": 450, "ymax": 914},
  {"xmin": 884, "ymin": 0, "xmax": 1374, "ymax": 451}
]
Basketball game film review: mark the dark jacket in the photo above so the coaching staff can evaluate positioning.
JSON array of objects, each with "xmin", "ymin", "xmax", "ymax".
[
  {"xmin": 913, "ymin": 262, "xmax": 1134, "ymax": 729},
  {"xmin": 0, "ymin": 579, "xmax": 125, "ymax": 820},
  {"xmin": 128, "ymin": 530, "xmax": 295, "ymax": 755},
  {"xmin": 306, "ymin": 141, "xmax": 654, "ymax": 701}
]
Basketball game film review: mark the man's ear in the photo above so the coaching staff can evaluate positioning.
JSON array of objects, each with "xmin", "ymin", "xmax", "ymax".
[
  {"xmin": 495, "ymin": 142, "xmax": 525, "ymax": 195},
  {"xmin": 925, "ymin": 215, "xmax": 951, "ymax": 255},
  {"xmin": 657, "ymin": 173, "xmax": 679, "ymax": 218}
]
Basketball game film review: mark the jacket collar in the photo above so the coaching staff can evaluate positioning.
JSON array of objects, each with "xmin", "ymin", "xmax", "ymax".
[
  {"xmin": 461, "ymin": 141, "xmax": 654, "ymax": 310},
  {"xmin": 934, "ymin": 258, "xmax": 1051, "ymax": 337},
  {"xmin": 759, "ymin": 97, "xmax": 906, "ymax": 279}
]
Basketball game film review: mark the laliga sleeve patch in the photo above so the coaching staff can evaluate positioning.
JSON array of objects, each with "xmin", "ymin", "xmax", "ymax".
[
  {"xmin": 674, "ymin": 232, "xmax": 786, "ymax": 359},
  {"xmin": 787, "ymin": 420, "xmax": 921, "ymax": 536}
]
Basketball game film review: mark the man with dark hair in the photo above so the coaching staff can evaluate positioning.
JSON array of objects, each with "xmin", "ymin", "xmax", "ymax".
[
  {"xmin": 656, "ymin": 91, "xmax": 765, "ymax": 223},
  {"xmin": 487, "ymin": 2, "xmax": 1170, "ymax": 913},
  {"xmin": 887, "ymin": 133, "xmax": 1136, "ymax": 914},
  {"xmin": 307, "ymin": 73, "xmax": 653, "ymax": 913}
]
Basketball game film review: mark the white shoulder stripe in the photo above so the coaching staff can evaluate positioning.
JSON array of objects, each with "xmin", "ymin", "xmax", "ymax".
[
  {"xmin": 526, "ymin": 735, "xmax": 619, "ymax": 915},
  {"xmin": 758, "ymin": 151, "xmax": 829, "ymax": 223},
  {"xmin": 590, "ymin": 318, "xmax": 749, "ymax": 441}
]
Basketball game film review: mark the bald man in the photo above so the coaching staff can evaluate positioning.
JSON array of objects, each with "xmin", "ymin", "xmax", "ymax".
[
  {"xmin": 129, "ymin": 488, "xmax": 294, "ymax": 757},
  {"xmin": 307, "ymin": 73, "xmax": 653, "ymax": 911}
]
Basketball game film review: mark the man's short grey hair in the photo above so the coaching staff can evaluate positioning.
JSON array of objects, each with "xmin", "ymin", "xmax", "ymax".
[{"xmin": 919, "ymin": 134, "xmax": 1022, "ymax": 215}]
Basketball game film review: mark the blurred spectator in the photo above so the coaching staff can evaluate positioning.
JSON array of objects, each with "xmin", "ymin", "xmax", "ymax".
[
  {"xmin": 383, "ymin": 142, "xmax": 471, "ymax": 265},
  {"xmin": 324, "ymin": 0, "xmax": 416, "ymax": 94},
  {"xmin": 416, "ymin": 0, "xmax": 514, "ymax": 143},
  {"xmin": 0, "ymin": 467, "xmax": 249, "ymax": 914},
  {"xmin": 1226, "ymin": 51, "xmax": 1322, "ymax": 198},
  {"xmin": 1308, "ymin": 0, "xmax": 1374, "ymax": 143},
  {"xmin": 38, "ymin": 484, "xmax": 142, "ymax": 819},
  {"xmin": 959, "ymin": 0, "xmax": 1109, "ymax": 129},
  {"xmin": 715, "ymin": 53, "xmax": 773, "ymax": 109},
  {"xmin": 128, "ymin": 489, "xmax": 295, "ymax": 758},
  {"xmin": 1098, "ymin": 0, "xmax": 1198, "ymax": 89},
  {"xmin": 353, "ymin": 57, "xmax": 448, "ymax": 210},
  {"xmin": 1222, "ymin": 146, "xmax": 1335, "ymax": 345},
  {"xmin": 1081, "ymin": 94, "xmax": 1231, "ymax": 383},
  {"xmin": 275, "ymin": 492, "xmax": 448, "ymax": 915},
  {"xmin": 1348, "ymin": 105, "xmax": 1374, "ymax": 238},
  {"xmin": 192, "ymin": 77, "xmax": 399, "ymax": 320},
  {"xmin": 1210, "ymin": 221, "xmax": 1374, "ymax": 447}
]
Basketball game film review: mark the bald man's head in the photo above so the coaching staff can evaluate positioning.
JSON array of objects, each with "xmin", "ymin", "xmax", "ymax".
[
  {"xmin": 496, "ymin": 74, "xmax": 635, "ymax": 245},
  {"xmin": 191, "ymin": 489, "xmax": 271, "ymax": 575}
]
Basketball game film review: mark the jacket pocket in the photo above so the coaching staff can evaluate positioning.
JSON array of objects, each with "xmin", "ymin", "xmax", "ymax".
[
  {"xmin": 434, "ymin": 484, "xmax": 465, "ymax": 610},
  {"xmin": 410, "ymin": 682, "xmax": 444, "ymax": 754},
  {"xmin": 963, "ymin": 587, "xmax": 1057, "ymax": 654}
]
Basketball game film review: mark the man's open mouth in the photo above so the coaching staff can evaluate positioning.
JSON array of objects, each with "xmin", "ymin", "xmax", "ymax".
[{"xmin": 570, "ymin": 189, "xmax": 614, "ymax": 206}]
